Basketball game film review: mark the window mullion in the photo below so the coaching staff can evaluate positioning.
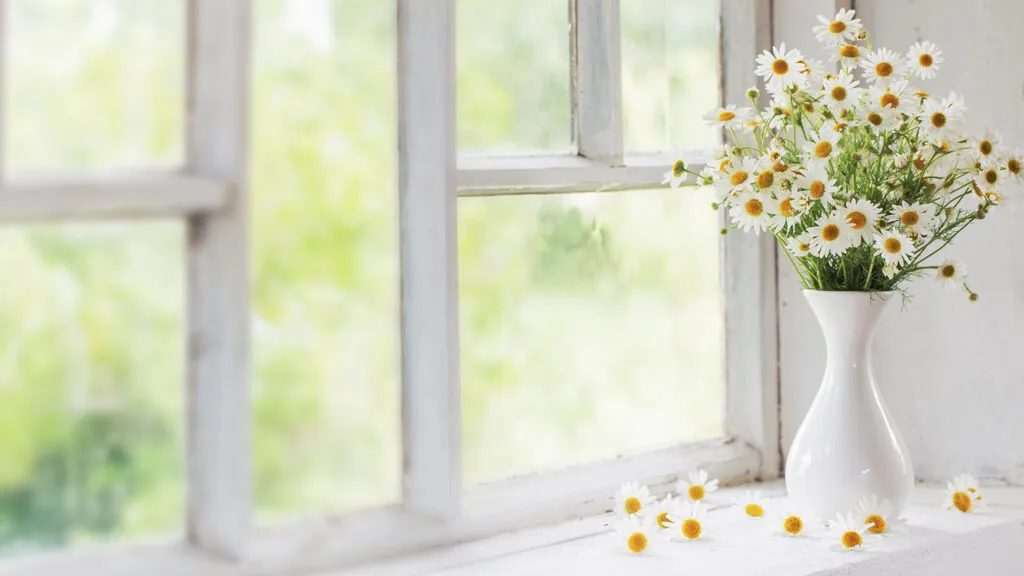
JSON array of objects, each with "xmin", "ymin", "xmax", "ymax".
[
  {"xmin": 184, "ymin": 0, "xmax": 252, "ymax": 558},
  {"xmin": 572, "ymin": 0, "xmax": 623, "ymax": 165},
  {"xmin": 398, "ymin": 0, "xmax": 462, "ymax": 519}
]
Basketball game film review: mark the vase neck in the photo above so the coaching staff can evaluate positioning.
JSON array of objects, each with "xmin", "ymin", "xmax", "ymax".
[{"xmin": 804, "ymin": 291, "xmax": 892, "ymax": 359}]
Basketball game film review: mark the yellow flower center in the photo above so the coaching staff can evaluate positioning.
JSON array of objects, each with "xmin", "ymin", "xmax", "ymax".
[
  {"xmin": 941, "ymin": 264, "xmax": 957, "ymax": 278},
  {"xmin": 985, "ymin": 169, "xmax": 999, "ymax": 184},
  {"xmin": 919, "ymin": 53, "xmax": 933, "ymax": 67},
  {"xmin": 688, "ymin": 485, "xmax": 706, "ymax": 501},
  {"xmin": 719, "ymin": 158, "xmax": 731, "ymax": 173},
  {"xmin": 717, "ymin": 110, "xmax": 736, "ymax": 122},
  {"xmin": 979, "ymin": 141, "xmax": 993, "ymax": 156},
  {"xmin": 730, "ymin": 171, "xmax": 749, "ymax": 186},
  {"xmin": 883, "ymin": 237, "xmax": 902, "ymax": 254},
  {"xmin": 773, "ymin": 162, "xmax": 788, "ymax": 172},
  {"xmin": 867, "ymin": 112, "xmax": 883, "ymax": 126},
  {"xmin": 656, "ymin": 512, "xmax": 672, "ymax": 529},
  {"xmin": 627, "ymin": 531, "xmax": 648, "ymax": 553},
  {"xmin": 901, "ymin": 211, "xmax": 919, "ymax": 226},
  {"xmin": 744, "ymin": 199, "xmax": 764, "ymax": 217},
  {"xmin": 672, "ymin": 160, "xmax": 686, "ymax": 178},
  {"xmin": 953, "ymin": 491, "xmax": 973, "ymax": 512},
  {"xmin": 829, "ymin": 20, "xmax": 847, "ymax": 34},
  {"xmin": 803, "ymin": 102, "xmax": 815, "ymax": 113},
  {"xmin": 1009, "ymin": 158, "xmax": 1021, "ymax": 174},
  {"xmin": 681, "ymin": 518, "xmax": 702, "ymax": 540},
  {"xmin": 875, "ymin": 61, "xmax": 894, "ymax": 77},
  {"xmin": 847, "ymin": 211, "xmax": 867, "ymax": 229},
  {"xmin": 931, "ymin": 112, "xmax": 947, "ymax": 128},
  {"xmin": 814, "ymin": 141, "xmax": 833, "ymax": 158},
  {"xmin": 839, "ymin": 44, "xmax": 859, "ymax": 58},
  {"xmin": 822, "ymin": 224, "xmax": 840, "ymax": 241},
  {"xmin": 880, "ymin": 92, "xmax": 899, "ymax": 108},
  {"xmin": 915, "ymin": 90, "xmax": 930, "ymax": 98},
  {"xmin": 914, "ymin": 155, "xmax": 928, "ymax": 171},
  {"xmin": 772, "ymin": 59, "xmax": 789, "ymax": 75},
  {"xmin": 783, "ymin": 515, "xmax": 804, "ymax": 535},
  {"xmin": 624, "ymin": 497, "xmax": 642, "ymax": 515},
  {"xmin": 757, "ymin": 171, "xmax": 774, "ymax": 189},
  {"xmin": 779, "ymin": 198, "xmax": 795, "ymax": 217},
  {"xmin": 866, "ymin": 514, "xmax": 887, "ymax": 534},
  {"xmin": 798, "ymin": 242, "xmax": 811, "ymax": 253},
  {"xmin": 842, "ymin": 530, "xmax": 863, "ymax": 549},
  {"xmin": 745, "ymin": 503, "xmax": 765, "ymax": 517},
  {"xmin": 831, "ymin": 86, "xmax": 848, "ymax": 101},
  {"xmin": 809, "ymin": 181, "xmax": 825, "ymax": 199}
]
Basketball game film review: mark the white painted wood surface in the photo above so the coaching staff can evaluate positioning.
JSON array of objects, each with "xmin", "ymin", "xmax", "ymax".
[
  {"xmin": 779, "ymin": 0, "xmax": 1024, "ymax": 485},
  {"xmin": 398, "ymin": 0, "xmax": 462, "ymax": 520},
  {"xmin": 354, "ymin": 485, "xmax": 1024, "ymax": 576},
  {"xmin": 719, "ymin": 0, "xmax": 781, "ymax": 482},
  {"xmin": 184, "ymin": 0, "xmax": 252, "ymax": 559},
  {"xmin": 0, "ymin": 173, "xmax": 228, "ymax": 220},
  {"xmin": 457, "ymin": 152, "xmax": 706, "ymax": 194},
  {"xmin": 572, "ymin": 0, "xmax": 623, "ymax": 164}
]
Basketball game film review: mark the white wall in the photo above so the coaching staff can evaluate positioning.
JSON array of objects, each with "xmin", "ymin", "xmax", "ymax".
[{"xmin": 777, "ymin": 0, "xmax": 1024, "ymax": 482}]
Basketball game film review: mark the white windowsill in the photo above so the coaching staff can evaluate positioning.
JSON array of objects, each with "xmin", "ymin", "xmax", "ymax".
[{"xmin": 349, "ymin": 483, "xmax": 1024, "ymax": 576}]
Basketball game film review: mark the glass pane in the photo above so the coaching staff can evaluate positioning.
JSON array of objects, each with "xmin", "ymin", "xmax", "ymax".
[
  {"xmin": 459, "ymin": 189, "xmax": 722, "ymax": 484},
  {"xmin": 252, "ymin": 0, "xmax": 400, "ymax": 518},
  {"xmin": 0, "ymin": 222, "xmax": 183, "ymax": 556},
  {"xmin": 457, "ymin": 0, "xmax": 571, "ymax": 152},
  {"xmin": 621, "ymin": 0, "xmax": 719, "ymax": 152},
  {"xmin": 6, "ymin": 0, "xmax": 185, "ymax": 171}
]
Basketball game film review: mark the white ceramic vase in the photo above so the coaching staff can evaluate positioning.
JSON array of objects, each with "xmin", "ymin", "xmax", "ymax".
[{"xmin": 785, "ymin": 290, "xmax": 914, "ymax": 520}]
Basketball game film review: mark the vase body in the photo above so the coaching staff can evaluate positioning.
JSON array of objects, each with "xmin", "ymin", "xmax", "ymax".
[{"xmin": 785, "ymin": 290, "xmax": 914, "ymax": 520}]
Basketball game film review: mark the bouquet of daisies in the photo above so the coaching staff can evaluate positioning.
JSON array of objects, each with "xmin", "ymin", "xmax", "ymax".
[{"xmin": 667, "ymin": 8, "xmax": 1020, "ymax": 298}]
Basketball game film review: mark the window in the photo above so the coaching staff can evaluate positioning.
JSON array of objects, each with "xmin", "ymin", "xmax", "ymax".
[{"xmin": 0, "ymin": 0, "xmax": 777, "ymax": 573}]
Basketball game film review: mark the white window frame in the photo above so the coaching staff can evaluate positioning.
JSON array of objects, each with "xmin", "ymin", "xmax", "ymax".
[{"xmin": 0, "ymin": 0, "xmax": 778, "ymax": 574}]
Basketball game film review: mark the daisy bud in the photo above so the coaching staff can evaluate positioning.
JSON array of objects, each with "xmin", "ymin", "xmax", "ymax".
[
  {"xmin": 730, "ymin": 146, "xmax": 743, "ymax": 157},
  {"xmin": 771, "ymin": 136, "xmax": 785, "ymax": 149},
  {"xmin": 746, "ymin": 87, "xmax": 760, "ymax": 101},
  {"xmin": 720, "ymin": 228, "xmax": 729, "ymax": 235},
  {"xmin": 945, "ymin": 207, "xmax": 957, "ymax": 218},
  {"xmin": 711, "ymin": 201, "xmax": 720, "ymax": 210},
  {"xmin": 856, "ymin": 29, "xmax": 869, "ymax": 41},
  {"xmin": 969, "ymin": 292, "xmax": 979, "ymax": 302}
]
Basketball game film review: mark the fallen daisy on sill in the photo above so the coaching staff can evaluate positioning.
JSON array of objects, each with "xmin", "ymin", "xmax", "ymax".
[
  {"xmin": 944, "ymin": 473, "xmax": 986, "ymax": 513},
  {"xmin": 612, "ymin": 516, "xmax": 658, "ymax": 555},
  {"xmin": 614, "ymin": 481, "xmax": 653, "ymax": 518},
  {"xmin": 668, "ymin": 500, "xmax": 707, "ymax": 542},
  {"xmin": 733, "ymin": 489, "xmax": 767, "ymax": 519},
  {"xmin": 857, "ymin": 494, "xmax": 906, "ymax": 535},
  {"xmin": 828, "ymin": 512, "xmax": 871, "ymax": 551},
  {"xmin": 774, "ymin": 504, "xmax": 818, "ymax": 538},
  {"xmin": 678, "ymin": 469, "xmax": 719, "ymax": 502},
  {"xmin": 646, "ymin": 494, "xmax": 678, "ymax": 532}
]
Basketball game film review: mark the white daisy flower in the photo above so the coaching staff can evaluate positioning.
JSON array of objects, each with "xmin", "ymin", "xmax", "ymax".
[
  {"xmin": 831, "ymin": 43, "xmax": 864, "ymax": 69},
  {"xmin": 769, "ymin": 192, "xmax": 805, "ymax": 230},
  {"xmin": 935, "ymin": 259, "xmax": 967, "ymax": 291},
  {"xmin": 941, "ymin": 90, "xmax": 967, "ymax": 117},
  {"xmin": 875, "ymin": 229, "xmax": 914, "ymax": 266},
  {"xmin": 734, "ymin": 490, "xmax": 767, "ymax": 519},
  {"xmin": 842, "ymin": 198, "xmax": 882, "ymax": 243},
  {"xmin": 714, "ymin": 156, "xmax": 759, "ymax": 200},
  {"xmin": 907, "ymin": 41, "xmax": 944, "ymax": 79},
  {"xmin": 829, "ymin": 512, "xmax": 871, "ymax": 551},
  {"xmin": 821, "ymin": 72, "xmax": 864, "ymax": 110},
  {"xmin": 614, "ymin": 481, "xmax": 653, "ymax": 517},
  {"xmin": 861, "ymin": 48, "xmax": 907, "ymax": 85},
  {"xmin": 752, "ymin": 166, "xmax": 779, "ymax": 194},
  {"xmin": 612, "ymin": 516, "xmax": 657, "ymax": 555},
  {"xmin": 808, "ymin": 212, "xmax": 854, "ymax": 257},
  {"xmin": 788, "ymin": 234, "xmax": 814, "ymax": 258},
  {"xmin": 893, "ymin": 201, "xmax": 936, "ymax": 237},
  {"xmin": 868, "ymin": 79, "xmax": 909, "ymax": 112},
  {"xmin": 755, "ymin": 43, "xmax": 806, "ymax": 91},
  {"xmin": 796, "ymin": 164, "xmax": 838, "ymax": 206},
  {"xmin": 677, "ymin": 469, "xmax": 719, "ymax": 502},
  {"xmin": 813, "ymin": 8, "xmax": 862, "ymax": 46},
  {"xmin": 944, "ymin": 473, "xmax": 985, "ymax": 513},
  {"xmin": 883, "ymin": 262, "xmax": 900, "ymax": 279},
  {"xmin": 703, "ymin": 104, "xmax": 752, "ymax": 129},
  {"xmin": 972, "ymin": 129, "xmax": 1003, "ymax": 166},
  {"xmin": 798, "ymin": 57, "xmax": 827, "ymax": 91},
  {"xmin": 647, "ymin": 495, "xmax": 678, "ymax": 532},
  {"xmin": 804, "ymin": 130, "xmax": 842, "ymax": 167},
  {"xmin": 775, "ymin": 503, "xmax": 818, "ymax": 537},
  {"xmin": 661, "ymin": 159, "xmax": 688, "ymax": 188},
  {"xmin": 1005, "ymin": 152, "xmax": 1024, "ymax": 183},
  {"xmin": 667, "ymin": 500, "xmax": 706, "ymax": 542},
  {"xmin": 919, "ymin": 96, "xmax": 962, "ymax": 143},
  {"xmin": 863, "ymin": 105, "xmax": 901, "ymax": 132},
  {"xmin": 975, "ymin": 164, "xmax": 1002, "ymax": 191},
  {"xmin": 857, "ymin": 494, "xmax": 905, "ymax": 536}
]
